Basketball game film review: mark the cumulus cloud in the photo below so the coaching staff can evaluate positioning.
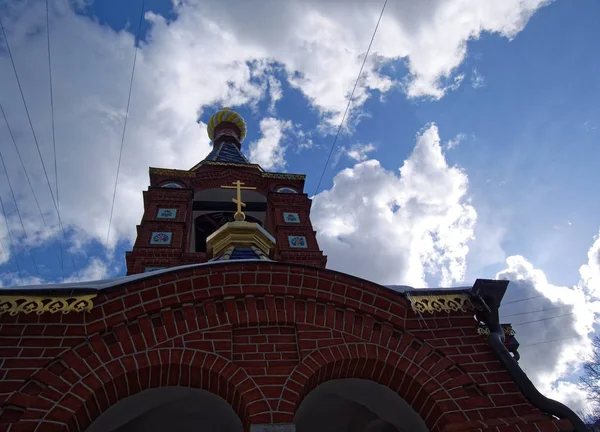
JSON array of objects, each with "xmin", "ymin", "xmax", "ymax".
[
  {"xmin": 579, "ymin": 231, "xmax": 600, "ymax": 298},
  {"xmin": 496, "ymin": 233, "xmax": 600, "ymax": 411},
  {"xmin": 445, "ymin": 132, "xmax": 466, "ymax": 150},
  {"xmin": 248, "ymin": 117, "xmax": 291, "ymax": 170},
  {"xmin": 346, "ymin": 143, "xmax": 376, "ymax": 161},
  {"xmin": 0, "ymin": 0, "xmax": 551, "ymax": 273},
  {"xmin": 61, "ymin": 257, "xmax": 107, "ymax": 283},
  {"xmin": 267, "ymin": 76, "xmax": 283, "ymax": 114},
  {"xmin": 312, "ymin": 124, "xmax": 476, "ymax": 286}
]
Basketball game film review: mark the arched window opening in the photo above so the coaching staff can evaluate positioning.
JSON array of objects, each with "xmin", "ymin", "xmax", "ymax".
[
  {"xmin": 85, "ymin": 387, "xmax": 243, "ymax": 432},
  {"xmin": 295, "ymin": 378, "xmax": 429, "ymax": 432},
  {"xmin": 161, "ymin": 182, "xmax": 183, "ymax": 188},
  {"xmin": 276, "ymin": 186, "xmax": 297, "ymax": 193},
  {"xmin": 194, "ymin": 212, "xmax": 262, "ymax": 252}
]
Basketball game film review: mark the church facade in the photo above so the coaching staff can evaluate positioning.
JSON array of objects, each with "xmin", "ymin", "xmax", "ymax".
[{"xmin": 0, "ymin": 109, "xmax": 585, "ymax": 431}]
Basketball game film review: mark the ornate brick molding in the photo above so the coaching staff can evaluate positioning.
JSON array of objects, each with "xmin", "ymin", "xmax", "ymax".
[
  {"xmin": 0, "ymin": 294, "xmax": 96, "ymax": 315},
  {"xmin": 407, "ymin": 293, "xmax": 483, "ymax": 314}
]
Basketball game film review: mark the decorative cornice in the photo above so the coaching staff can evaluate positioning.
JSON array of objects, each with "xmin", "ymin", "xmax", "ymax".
[
  {"xmin": 477, "ymin": 324, "xmax": 515, "ymax": 336},
  {"xmin": 149, "ymin": 167, "xmax": 196, "ymax": 178},
  {"xmin": 262, "ymin": 172, "xmax": 306, "ymax": 180},
  {"xmin": 407, "ymin": 293, "xmax": 483, "ymax": 314},
  {"xmin": 206, "ymin": 221, "xmax": 276, "ymax": 259},
  {"xmin": 0, "ymin": 294, "xmax": 97, "ymax": 315}
]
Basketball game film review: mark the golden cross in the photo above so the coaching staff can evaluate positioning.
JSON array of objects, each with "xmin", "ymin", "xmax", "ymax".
[{"xmin": 220, "ymin": 180, "xmax": 257, "ymax": 221}]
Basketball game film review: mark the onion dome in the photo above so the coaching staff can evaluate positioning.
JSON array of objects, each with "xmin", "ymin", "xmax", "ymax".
[{"xmin": 207, "ymin": 107, "xmax": 247, "ymax": 143}]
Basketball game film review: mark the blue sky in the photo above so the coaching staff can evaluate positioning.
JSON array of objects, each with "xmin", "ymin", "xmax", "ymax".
[{"xmin": 1, "ymin": 0, "xmax": 599, "ymax": 413}]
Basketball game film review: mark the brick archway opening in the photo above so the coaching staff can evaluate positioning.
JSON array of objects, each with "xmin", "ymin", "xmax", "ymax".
[
  {"xmin": 11, "ymin": 349, "xmax": 261, "ymax": 432},
  {"xmin": 295, "ymin": 378, "xmax": 429, "ymax": 432},
  {"xmin": 84, "ymin": 387, "xmax": 243, "ymax": 432},
  {"xmin": 280, "ymin": 344, "xmax": 457, "ymax": 431}
]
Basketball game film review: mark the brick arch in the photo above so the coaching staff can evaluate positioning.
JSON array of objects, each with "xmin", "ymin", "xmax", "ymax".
[
  {"xmin": 10, "ymin": 348, "xmax": 261, "ymax": 432},
  {"xmin": 2, "ymin": 262, "xmax": 540, "ymax": 430},
  {"xmin": 277, "ymin": 343, "xmax": 467, "ymax": 432},
  {"xmin": 87, "ymin": 261, "xmax": 418, "ymax": 337}
]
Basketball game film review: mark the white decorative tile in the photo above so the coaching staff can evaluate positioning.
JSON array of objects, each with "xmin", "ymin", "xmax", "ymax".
[
  {"xmin": 157, "ymin": 208, "xmax": 177, "ymax": 219},
  {"xmin": 283, "ymin": 212, "xmax": 300, "ymax": 223},
  {"xmin": 150, "ymin": 232, "xmax": 172, "ymax": 245},
  {"xmin": 144, "ymin": 266, "xmax": 166, "ymax": 272},
  {"xmin": 288, "ymin": 235, "xmax": 307, "ymax": 248}
]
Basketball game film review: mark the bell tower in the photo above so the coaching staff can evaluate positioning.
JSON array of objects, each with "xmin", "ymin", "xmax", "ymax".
[{"xmin": 125, "ymin": 108, "xmax": 327, "ymax": 274}]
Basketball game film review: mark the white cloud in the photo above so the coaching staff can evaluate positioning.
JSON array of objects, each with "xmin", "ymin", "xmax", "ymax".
[
  {"xmin": 61, "ymin": 257, "xmax": 108, "ymax": 283},
  {"xmin": 579, "ymin": 231, "xmax": 600, "ymax": 298},
  {"xmin": 0, "ymin": 214, "xmax": 12, "ymax": 265},
  {"xmin": 346, "ymin": 143, "xmax": 375, "ymax": 161},
  {"xmin": 312, "ymin": 124, "xmax": 476, "ymax": 286},
  {"xmin": 248, "ymin": 117, "xmax": 291, "ymax": 170},
  {"xmin": 496, "ymin": 236, "xmax": 600, "ymax": 412},
  {"xmin": 446, "ymin": 132, "xmax": 466, "ymax": 150},
  {"xmin": 267, "ymin": 75, "xmax": 283, "ymax": 114},
  {"xmin": 293, "ymin": 127, "xmax": 314, "ymax": 151},
  {"xmin": 0, "ymin": 0, "xmax": 552, "ymax": 265},
  {"xmin": 471, "ymin": 68, "xmax": 485, "ymax": 88}
]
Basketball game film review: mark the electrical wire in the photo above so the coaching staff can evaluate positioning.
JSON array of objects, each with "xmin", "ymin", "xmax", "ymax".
[
  {"xmin": 104, "ymin": 0, "xmax": 145, "ymax": 254},
  {"xmin": 312, "ymin": 0, "xmax": 387, "ymax": 196},
  {"xmin": 511, "ymin": 311, "xmax": 575, "ymax": 327},
  {"xmin": 0, "ymin": 153, "xmax": 41, "ymax": 278},
  {"xmin": 46, "ymin": 0, "xmax": 63, "ymax": 272},
  {"xmin": 501, "ymin": 304, "xmax": 573, "ymax": 319},
  {"xmin": 0, "ymin": 116, "xmax": 42, "ymax": 277},
  {"xmin": 0, "ymin": 103, "xmax": 70, "ymax": 272},
  {"xmin": 0, "ymin": 194, "xmax": 23, "ymax": 285},
  {"xmin": 519, "ymin": 335, "xmax": 582, "ymax": 349},
  {"xmin": 0, "ymin": 15, "xmax": 76, "ymax": 274},
  {"xmin": 501, "ymin": 294, "xmax": 547, "ymax": 306},
  {"xmin": 0, "ymin": 226, "xmax": 18, "ymax": 279}
]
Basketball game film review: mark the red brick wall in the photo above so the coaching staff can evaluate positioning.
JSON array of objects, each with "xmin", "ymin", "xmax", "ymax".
[{"xmin": 0, "ymin": 263, "xmax": 574, "ymax": 432}]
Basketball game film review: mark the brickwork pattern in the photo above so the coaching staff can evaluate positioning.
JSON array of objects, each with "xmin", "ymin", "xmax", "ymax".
[{"xmin": 0, "ymin": 262, "xmax": 574, "ymax": 432}]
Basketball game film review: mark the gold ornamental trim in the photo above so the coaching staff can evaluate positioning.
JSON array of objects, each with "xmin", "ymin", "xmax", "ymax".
[
  {"xmin": 0, "ymin": 294, "xmax": 97, "ymax": 316},
  {"xmin": 407, "ymin": 293, "xmax": 483, "ymax": 314},
  {"xmin": 206, "ymin": 221, "xmax": 276, "ymax": 259},
  {"xmin": 262, "ymin": 172, "xmax": 306, "ymax": 180},
  {"xmin": 477, "ymin": 325, "xmax": 515, "ymax": 336},
  {"xmin": 149, "ymin": 167, "xmax": 196, "ymax": 178}
]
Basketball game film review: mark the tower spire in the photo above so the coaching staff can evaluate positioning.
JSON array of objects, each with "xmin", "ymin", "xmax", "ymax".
[{"xmin": 207, "ymin": 107, "xmax": 247, "ymax": 148}]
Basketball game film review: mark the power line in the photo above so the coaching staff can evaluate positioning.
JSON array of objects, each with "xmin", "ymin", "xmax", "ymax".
[
  {"xmin": 1, "ymin": 103, "xmax": 66, "ymax": 270},
  {"xmin": 501, "ymin": 294, "xmax": 547, "ymax": 306},
  {"xmin": 0, "ymin": 194, "xmax": 23, "ymax": 285},
  {"xmin": 0, "ymin": 224, "xmax": 18, "ymax": 279},
  {"xmin": 0, "ymin": 149, "xmax": 41, "ymax": 278},
  {"xmin": 0, "ymin": 17, "xmax": 78, "ymax": 277},
  {"xmin": 512, "ymin": 311, "xmax": 575, "ymax": 327},
  {"xmin": 519, "ymin": 335, "xmax": 582, "ymax": 349},
  {"xmin": 313, "ymin": 0, "xmax": 387, "ymax": 196},
  {"xmin": 46, "ymin": 0, "xmax": 63, "ymax": 272},
  {"xmin": 502, "ymin": 304, "xmax": 573, "ymax": 319},
  {"xmin": 0, "ymin": 116, "xmax": 42, "ymax": 278},
  {"xmin": 105, "ymin": 0, "xmax": 145, "ymax": 255}
]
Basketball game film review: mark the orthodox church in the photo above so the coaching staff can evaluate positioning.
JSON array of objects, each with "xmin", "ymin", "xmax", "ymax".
[{"xmin": 0, "ymin": 108, "xmax": 586, "ymax": 431}]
